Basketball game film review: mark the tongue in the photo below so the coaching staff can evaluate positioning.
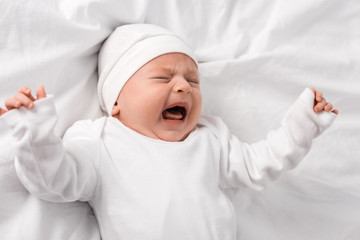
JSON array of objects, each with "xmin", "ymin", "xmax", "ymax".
[{"xmin": 163, "ymin": 109, "xmax": 183, "ymax": 120}]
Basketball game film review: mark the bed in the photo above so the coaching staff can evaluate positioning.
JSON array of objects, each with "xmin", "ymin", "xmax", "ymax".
[{"xmin": 1, "ymin": 0, "xmax": 359, "ymax": 239}]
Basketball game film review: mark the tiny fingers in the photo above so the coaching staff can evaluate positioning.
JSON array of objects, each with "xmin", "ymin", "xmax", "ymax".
[
  {"xmin": 310, "ymin": 88, "xmax": 338, "ymax": 115},
  {"xmin": 311, "ymin": 88, "xmax": 323, "ymax": 102},
  {"xmin": 0, "ymin": 107, "xmax": 7, "ymax": 116},
  {"xmin": 324, "ymin": 103, "xmax": 333, "ymax": 112},
  {"xmin": 324, "ymin": 102, "xmax": 339, "ymax": 115},
  {"xmin": 5, "ymin": 92, "xmax": 34, "ymax": 110},
  {"xmin": 3, "ymin": 85, "xmax": 47, "ymax": 112},
  {"xmin": 310, "ymin": 88, "xmax": 316, "ymax": 95},
  {"xmin": 314, "ymin": 98, "xmax": 327, "ymax": 113},
  {"xmin": 36, "ymin": 85, "xmax": 47, "ymax": 99},
  {"xmin": 14, "ymin": 92, "xmax": 34, "ymax": 109},
  {"xmin": 315, "ymin": 91, "xmax": 323, "ymax": 103},
  {"xmin": 5, "ymin": 97, "xmax": 22, "ymax": 110},
  {"xmin": 313, "ymin": 98, "xmax": 338, "ymax": 115},
  {"xmin": 19, "ymin": 86, "xmax": 35, "ymax": 101}
]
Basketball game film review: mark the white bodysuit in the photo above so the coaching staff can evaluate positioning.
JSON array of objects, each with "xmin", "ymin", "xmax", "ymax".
[{"xmin": 1, "ymin": 88, "xmax": 335, "ymax": 240}]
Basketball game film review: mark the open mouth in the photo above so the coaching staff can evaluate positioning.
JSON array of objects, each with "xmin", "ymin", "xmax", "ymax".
[{"xmin": 162, "ymin": 106, "xmax": 187, "ymax": 120}]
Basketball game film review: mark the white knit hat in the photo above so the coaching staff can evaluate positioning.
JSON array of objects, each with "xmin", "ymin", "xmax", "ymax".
[{"xmin": 97, "ymin": 23, "xmax": 198, "ymax": 116}]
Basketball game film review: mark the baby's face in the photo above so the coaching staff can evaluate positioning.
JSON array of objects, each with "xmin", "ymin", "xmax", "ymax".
[{"xmin": 112, "ymin": 53, "xmax": 202, "ymax": 142}]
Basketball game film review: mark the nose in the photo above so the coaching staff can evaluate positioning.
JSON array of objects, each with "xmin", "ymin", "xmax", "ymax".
[{"xmin": 173, "ymin": 78, "xmax": 192, "ymax": 95}]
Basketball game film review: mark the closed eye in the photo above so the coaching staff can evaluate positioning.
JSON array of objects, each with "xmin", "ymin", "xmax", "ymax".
[
  {"xmin": 187, "ymin": 78, "xmax": 199, "ymax": 84},
  {"xmin": 151, "ymin": 76, "xmax": 171, "ymax": 82}
]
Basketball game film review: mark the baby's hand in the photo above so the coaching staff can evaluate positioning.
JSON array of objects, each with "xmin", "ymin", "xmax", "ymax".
[
  {"xmin": 0, "ymin": 85, "xmax": 47, "ymax": 116},
  {"xmin": 311, "ymin": 88, "xmax": 338, "ymax": 115},
  {"xmin": 0, "ymin": 107, "xmax": 7, "ymax": 116}
]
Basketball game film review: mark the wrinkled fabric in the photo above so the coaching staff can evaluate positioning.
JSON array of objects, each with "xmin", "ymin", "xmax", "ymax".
[{"xmin": 0, "ymin": 0, "xmax": 359, "ymax": 239}]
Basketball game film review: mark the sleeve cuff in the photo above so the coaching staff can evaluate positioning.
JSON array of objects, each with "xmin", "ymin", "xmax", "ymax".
[
  {"xmin": 0, "ymin": 95, "xmax": 56, "ymax": 130},
  {"xmin": 282, "ymin": 88, "xmax": 337, "ymax": 138}
]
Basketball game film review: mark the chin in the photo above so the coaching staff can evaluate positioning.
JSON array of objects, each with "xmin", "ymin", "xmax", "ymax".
[
  {"xmin": 161, "ymin": 135, "xmax": 185, "ymax": 142},
  {"xmin": 160, "ymin": 131, "xmax": 189, "ymax": 142}
]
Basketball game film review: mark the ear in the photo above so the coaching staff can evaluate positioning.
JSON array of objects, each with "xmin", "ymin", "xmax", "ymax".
[{"xmin": 111, "ymin": 102, "xmax": 120, "ymax": 116}]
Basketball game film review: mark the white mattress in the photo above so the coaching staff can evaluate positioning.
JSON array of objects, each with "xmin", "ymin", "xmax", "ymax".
[{"xmin": 1, "ymin": 0, "xmax": 359, "ymax": 239}]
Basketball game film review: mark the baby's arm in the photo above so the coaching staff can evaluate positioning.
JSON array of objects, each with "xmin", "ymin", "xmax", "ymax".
[
  {"xmin": 218, "ymin": 88, "xmax": 337, "ymax": 190},
  {"xmin": 0, "ymin": 86, "xmax": 100, "ymax": 202}
]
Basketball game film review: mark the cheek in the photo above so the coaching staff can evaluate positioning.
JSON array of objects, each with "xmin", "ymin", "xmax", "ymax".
[
  {"xmin": 120, "ymin": 84, "xmax": 155, "ymax": 111},
  {"xmin": 135, "ymin": 93, "xmax": 164, "ymax": 119},
  {"xmin": 189, "ymin": 92, "xmax": 202, "ymax": 124},
  {"xmin": 193, "ymin": 91, "xmax": 203, "ymax": 114}
]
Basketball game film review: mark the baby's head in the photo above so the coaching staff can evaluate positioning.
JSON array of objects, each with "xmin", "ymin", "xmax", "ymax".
[{"xmin": 98, "ymin": 24, "xmax": 202, "ymax": 142}]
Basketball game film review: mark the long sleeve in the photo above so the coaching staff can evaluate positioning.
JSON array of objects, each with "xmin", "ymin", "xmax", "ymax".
[
  {"xmin": 216, "ymin": 88, "xmax": 337, "ymax": 190},
  {"xmin": 0, "ymin": 96, "xmax": 101, "ymax": 202}
]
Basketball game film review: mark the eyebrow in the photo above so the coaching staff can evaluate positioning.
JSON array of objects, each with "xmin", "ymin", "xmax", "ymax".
[
  {"xmin": 157, "ymin": 66, "xmax": 173, "ymax": 74},
  {"xmin": 154, "ymin": 66, "xmax": 198, "ymax": 76}
]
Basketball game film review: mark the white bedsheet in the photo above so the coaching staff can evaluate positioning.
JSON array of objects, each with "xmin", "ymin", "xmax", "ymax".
[{"xmin": 1, "ymin": 0, "xmax": 359, "ymax": 239}]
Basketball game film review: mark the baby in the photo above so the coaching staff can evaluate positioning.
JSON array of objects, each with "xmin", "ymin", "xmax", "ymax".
[{"xmin": 0, "ymin": 24, "xmax": 337, "ymax": 240}]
